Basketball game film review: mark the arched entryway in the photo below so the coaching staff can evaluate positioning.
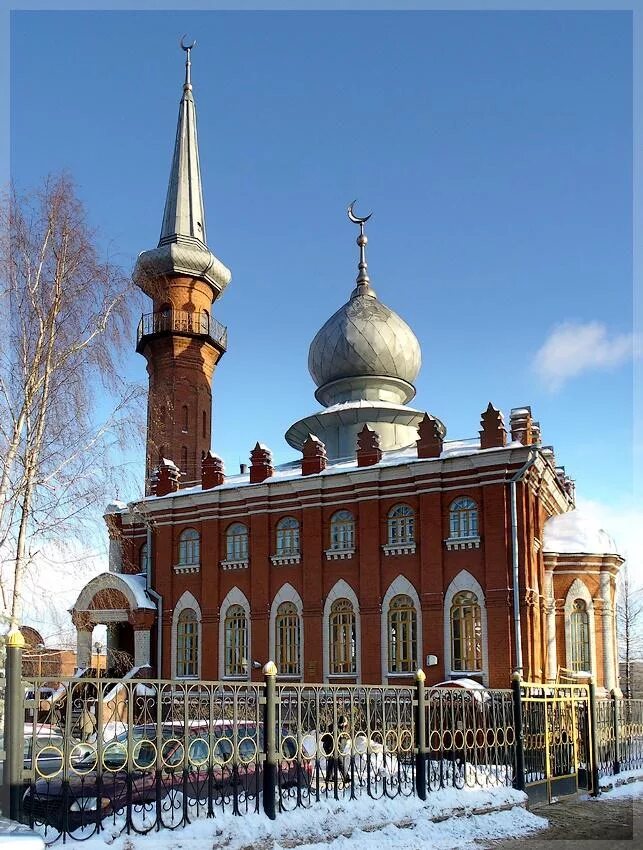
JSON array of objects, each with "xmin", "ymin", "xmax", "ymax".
[{"xmin": 71, "ymin": 573, "xmax": 157, "ymax": 674}]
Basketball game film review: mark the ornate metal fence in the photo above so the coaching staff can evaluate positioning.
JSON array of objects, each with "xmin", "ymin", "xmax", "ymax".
[
  {"xmin": 595, "ymin": 697, "xmax": 643, "ymax": 777},
  {"xmin": 9, "ymin": 672, "xmax": 516, "ymax": 844}
]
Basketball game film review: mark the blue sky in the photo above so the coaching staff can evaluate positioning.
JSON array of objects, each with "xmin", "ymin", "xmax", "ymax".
[{"xmin": 10, "ymin": 11, "xmax": 636, "ymax": 566}]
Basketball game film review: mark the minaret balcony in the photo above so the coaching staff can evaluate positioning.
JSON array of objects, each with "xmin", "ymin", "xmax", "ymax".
[{"xmin": 136, "ymin": 309, "xmax": 227, "ymax": 354}]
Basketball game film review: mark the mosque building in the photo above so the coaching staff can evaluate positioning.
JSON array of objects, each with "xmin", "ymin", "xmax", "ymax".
[{"xmin": 71, "ymin": 46, "xmax": 623, "ymax": 692}]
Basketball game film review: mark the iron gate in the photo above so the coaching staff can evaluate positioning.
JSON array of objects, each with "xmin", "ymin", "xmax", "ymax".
[{"xmin": 521, "ymin": 682, "xmax": 594, "ymax": 803}]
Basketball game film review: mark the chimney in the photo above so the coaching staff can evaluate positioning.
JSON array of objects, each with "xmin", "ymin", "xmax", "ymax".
[
  {"xmin": 479, "ymin": 403, "xmax": 507, "ymax": 450},
  {"xmin": 152, "ymin": 458, "xmax": 180, "ymax": 496},
  {"xmin": 356, "ymin": 425, "xmax": 382, "ymax": 467},
  {"xmin": 510, "ymin": 406, "xmax": 533, "ymax": 445},
  {"xmin": 202, "ymin": 451, "xmax": 225, "ymax": 489},
  {"xmin": 301, "ymin": 434, "xmax": 327, "ymax": 475},
  {"xmin": 249, "ymin": 443, "xmax": 274, "ymax": 484},
  {"xmin": 240, "ymin": 463, "xmax": 248, "ymax": 475},
  {"xmin": 416, "ymin": 413, "xmax": 444, "ymax": 459}
]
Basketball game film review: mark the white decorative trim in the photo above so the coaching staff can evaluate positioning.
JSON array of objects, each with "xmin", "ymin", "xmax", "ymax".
[
  {"xmin": 75, "ymin": 573, "xmax": 140, "ymax": 613},
  {"xmin": 108, "ymin": 537, "xmax": 123, "ymax": 573},
  {"xmin": 270, "ymin": 553, "xmax": 301, "ymax": 566},
  {"xmin": 173, "ymin": 563, "xmax": 200, "ymax": 574},
  {"xmin": 600, "ymin": 572, "xmax": 616, "ymax": 691},
  {"xmin": 443, "ymin": 570, "xmax": 489, "ymax": 687},
  {"xmin": 220, "ymin": 559, "xmax": 249, "ymax": 571},
  {"xmin": 325, "ymin": 548, "xmax": 355, "ymax": 560},
  {"xmin": 533, "ymin": 537, "xmax": 542, "ymax": 552},
  {"xmin": 134, "ymin": 629, "xmax": 151, "ymax": 668},
  {"xmin": 563, "ymin": 578, "xmax": 596, "ymax": 679},
  {"xmin": 171, "ymin": 590, "xmax": 202, "ymax": 679},
  {"xmin": 218, "ymin": 587, "xmax": 251, "ymax": 681},
  {"xmin": 444, "ymin": 536, "xmax": 480, "ymax": 551},
  {"xmin": 382, "ymin": 544, "xmax": 416, "ymax": 556},
  {"xmin": 268, "ymin": 583, "xmax": 304, "ymax": 679},
  {"xmin": 380, "ymin": 575, "xmax": 423, "ymax": 682},
  {"xmin": 544, "ymin": 570, "xmax": 557, "ymax": 682},
  {"xmin": 322, "ymin": 579, "xmax": 361, "ymax": 684}
]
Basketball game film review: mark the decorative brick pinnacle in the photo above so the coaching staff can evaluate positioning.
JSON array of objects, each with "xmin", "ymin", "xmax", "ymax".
[
  {"xmin": 302, "ymin": 434, "xmax": 327, "ymax": 475},
  {"xmin": 153, "ymin": 458, "xmax": 181, "ymax": 496},
  {"xmin": 416, "ymin": 413, "xmax": 443, "ymax": 459},
  {"xmin": 202, "ymin": 450, "xmax": 225, "ymax": 489},
  {"xmin": 356, "ymin": 425, "xmax": 382, "ymax": 467},
  {"xmin": 479, "ymin": 403, "xmax": 507, "ymax": 450},
  {"xmin": 250, "ymin": 442, "xmax": 274, "ymax": 484}
]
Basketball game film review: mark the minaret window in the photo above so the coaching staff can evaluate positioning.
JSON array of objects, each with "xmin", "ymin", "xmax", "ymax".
[
  {"xmin": 182, "ymin": 405, "xmax": 189, "ymax": 433},
  {"xmin": 202, "ymin": 410, "xmax": 207, "ymax": 439},
  {"xmin": 181, "ymin": 446, "xmax": 188, "ymax": 474},
  {"xmin": 200, "ymin": 309, "xmax": 209, "ymax": 335},
  {"xmin": 178, "ymin": 528, "xmax": 200, "ymax": 567},
  {"xmin": 387, "ymin": 504, "xmax": 415, "ymax": 546}
]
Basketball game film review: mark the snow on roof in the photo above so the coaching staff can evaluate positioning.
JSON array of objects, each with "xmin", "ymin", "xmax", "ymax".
[
  {"xmin": 543, "ymin": 510, "xmax": 619, "ymax": 556},
  {"xmin": 116, "ymin": 574, "xmax": 157, "ymax": 610}
]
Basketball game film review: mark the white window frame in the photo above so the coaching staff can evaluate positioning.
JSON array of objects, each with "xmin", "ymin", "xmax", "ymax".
[
  {"xmin": 381, "ymin": 575, "xmax": 422, "ymax": 680},
  {"xmin": 218, "ymin": 587, "xmax": 251, "ymax": 680},
  {"xmin": 171, "ymin": 591, "xmax": 202, "ymax": 679},
  {"xmin": 322, "ymin": 580, "xmax": 361, "ymax": 683},
  {"xmin": 269, "ymin": 583, "xmax": 304, "ymax": 679},
  {"xmin": 564, "ymin": 578, "xmax": 596, "ymax": 678}
]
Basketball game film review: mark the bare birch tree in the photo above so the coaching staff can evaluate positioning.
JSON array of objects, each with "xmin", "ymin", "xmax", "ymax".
[
  {"xmin": 617, "ymin": 562, "xmax": 643, "ymax": 698},
  {"xmin": 0, "ymin": 174, "xmax": 143, "ymax": 630}
]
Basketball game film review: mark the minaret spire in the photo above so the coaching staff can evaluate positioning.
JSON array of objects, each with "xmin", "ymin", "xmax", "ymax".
[
  {"xmin": 347, "ymin": 201, "xmax": 376, "ymax": 299},
  {"xmin": 159, "ymin": 36, "xmax": 206, "ymax": 248}
]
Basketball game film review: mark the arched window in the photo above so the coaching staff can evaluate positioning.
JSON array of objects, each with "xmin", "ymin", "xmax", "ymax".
[
  {"xmin": 449, "ymin": 498, "xmax": 478, "ymax": 539},
  {"xmin": 182, "ymin": 405, "xmax": 189, "ymax": 433},
  {"xmin": 202, "ymin": 410, "xmax": 207, "ymax": 439},
  {"xmin": 388, "ymin": 594, "xmax": 417, "ymax": 673},
  {"xmin": 224, "ymin": 604, "xmax": 248, "ymax": 677},
  {"xmin": 330, "ymin": 510, "xmax": 355, "ymax": 551},
  {"xmin": 276, "ymin": 517, "xmax": 300, "ymax": 556},
  {"xmin": 387, "ymin": 504, "xmax": 415, "ymax": 545},
  {"xmin": 200, "ymin": 309, "xmax": 210, "ymax": 336},
  {"xmin": 570, "ymin": 599, "xmax": 590, "ymax": 672},
  {"xmin": 178, "ymin": 529, "xmax": 200, "ymax": 566},
  {"xmin": 276, "ymin": 602, "xmax": 300, "ymax": 676},
  {"xmin": 226, "ymin": 523, "xmax": 249, "ymax": 561},
  {"xmin": 139, "ymin": 542, "xmax": 149, "ymax": 575},
  {"xmin": 451, "ymin": 591, "xmax": 482, "ymax": 672},
  {"xmin": 176, "ymin": 608, "xmax": 199, "ymax": 677},
  {"xmin": 181, "ymin": 446, "xmax": 188, "ymax": 473},
  {"xmin": 329, "ymin": 598, "xmax": 356, "ymax": 674}
]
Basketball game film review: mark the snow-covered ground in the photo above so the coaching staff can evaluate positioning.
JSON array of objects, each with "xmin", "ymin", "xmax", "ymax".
[
  {"xmin": 599, "ymin": 767, "xmax": 643, "ymax": 790},
  {"xmin": 68, "ymin": 786, "xmax": 546, "ymax": 850},
  {"xmin": 597, "ymin": 775, "xmax": 643, "ymax": 799}
]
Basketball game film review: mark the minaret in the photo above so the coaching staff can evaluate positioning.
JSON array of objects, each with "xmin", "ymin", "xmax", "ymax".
[{"xmin": 134, "ymin": 40, "xmax": 231, "ymax": 492}]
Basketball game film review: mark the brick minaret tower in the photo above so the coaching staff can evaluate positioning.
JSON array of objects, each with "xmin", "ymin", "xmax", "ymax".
[{"xmin": 133, "ymin": 41, "xmax": 231, "ymax": 492}]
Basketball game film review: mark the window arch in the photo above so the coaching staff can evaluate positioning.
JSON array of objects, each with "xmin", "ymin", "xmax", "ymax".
[
  {"xmin": 226, "ymin": 523, "xmax": 249, "ymax": 561},
  {"xmin": 139, "ymin": 542, "xmax": 149, "ymax": 574},
  {"xmin": 388, "ymin": 594, "xmax": 417, "ymax": 674},
  {"xmin": 276, "ymin": 602, "xmax": 300, "ymax": 676},
  {"xmin": 176, "ymin": 609, "xmax": 199, "ymax": 677},
  {"xmin": 387, "ymin": 504, "xmax": 415, "ymax": 545},
  {"xmin": 570, "ymin": 599, "xmax": 590, "ymax": 672},
  {"xmin": 181, "ymin": 446, "xmax": 188, "ymax": 474},
  {"xmin": 443, "ymin": 571, "xmax": 489, "ymax": 685},
  {"xmin": 276, "ymin": 517, "xmax": 300, "ymax": 556},
  {"xmin": 224, "ymin": 604, "xmax": 248, "ymax": 677},
  {"xmin": 171, "ymin": 591, "xmax": 202, "ymax": 679},
  {"xmin": 451, "ymin": 591, "xmax": 482, "ymax": 673},
  {"xmin": 330, "ymin": 510, "xmax": 355, "ymax": 551},
  {"xmin": 449, "ymin": 498, "xmax": 478, "ymax": 539},
  {"xmin": 181, "ymin": 405, "xmax": 188, "ymax": 433},
  {"xmin": 178, "ymin": 528, "xmax": 200, "ymax": 566},
  {"xmin": 329, "ymin": 599, "xmax": 356, "ymax": 675},
  {"xmin": 202, "ymin": 410, "xmax": 207, "ymax": 439}
]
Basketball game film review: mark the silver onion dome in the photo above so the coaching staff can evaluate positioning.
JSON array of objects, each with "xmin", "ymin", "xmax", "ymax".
[{"xmin": 308, "ymin": 204, "xmax": 421, "ymax": 407}]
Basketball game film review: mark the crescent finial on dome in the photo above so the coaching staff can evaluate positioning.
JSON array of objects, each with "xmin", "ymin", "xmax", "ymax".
[{"xmin": 347, "ymin": 200, "xmax": 374, "ymax": 298}]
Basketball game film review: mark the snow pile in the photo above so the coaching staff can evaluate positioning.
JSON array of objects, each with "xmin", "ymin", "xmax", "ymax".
[
  {"xmin": 543, "ymin": 510, "xmax": 619, "ymax": 555},
  {"xmin": 596, "ymin": 778, "xmax": 643, "ymax": 799},
  {"xmin": 59, "ymin": 786, "xmax": 545, "ymax": 850}
]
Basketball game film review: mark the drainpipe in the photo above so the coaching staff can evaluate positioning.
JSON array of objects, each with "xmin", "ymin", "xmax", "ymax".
[
  {"xmin": 510, "ymin": 448, "xmax": 538, "ymax": 677},
  {"xmin": 143, "ymin": 516, "xmax": 163, "ymax": 676}
]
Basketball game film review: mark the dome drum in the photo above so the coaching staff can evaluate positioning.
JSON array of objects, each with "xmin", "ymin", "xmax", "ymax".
[{"xmin": 315, "ymin": 375, "xmax": 416, "ymax": 407}]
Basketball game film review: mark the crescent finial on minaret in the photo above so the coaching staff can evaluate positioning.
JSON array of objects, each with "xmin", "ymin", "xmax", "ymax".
[
  {"xmin": 180, "ymin": 35, "xmax": 197, "ymax": 90},
  {"xmin": 348, "ymin": 200, "xmax": 374, "ymax": 297}
]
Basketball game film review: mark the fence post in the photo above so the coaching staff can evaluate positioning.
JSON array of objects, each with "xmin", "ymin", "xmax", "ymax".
[
  {"xmin": 511, "ymin": 672, "xmax": 526, "ymax": 792},
  {"xmin": 588, "ymin": 679, "xmax": 600, "ymax": 796},
  {"xmin": 611, "ymin": 690, "xmax": 620, "ymax": 775},
  {"xmin": 414, "ymin": 669, "xmax": 427, "ymax": 801},
  {"xmin": 263, "ymin": 661, "xmax": 278, "ymax": 820},
  {"xmin": 4, "ymin": 629, "xmax": 25, "ymax": 820}
]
